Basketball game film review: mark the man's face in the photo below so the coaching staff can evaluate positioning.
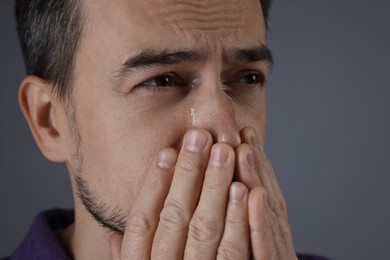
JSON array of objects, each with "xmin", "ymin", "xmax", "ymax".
[{"xmin": 64, "ymin": 0, "xmax": 271, "ymax": 231}]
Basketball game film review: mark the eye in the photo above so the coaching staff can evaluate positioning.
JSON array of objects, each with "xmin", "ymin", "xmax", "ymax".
[
  {"xmin": 237, "ymin": 73, "xmax": 265, "ymax": 86},
  {"xmin": 140, "ymin": 73, "xmax": 182, "ymax": 87}
]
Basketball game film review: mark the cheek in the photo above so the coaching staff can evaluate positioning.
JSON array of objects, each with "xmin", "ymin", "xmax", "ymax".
[
  {"xmin": 253, "ymin": 88, "xmax": 267, "ymax": 143},
  {"xmin": 259, "ymin": 94, "xmax": 267, "ymax": 143},
  {"xmin": 72, "ymin": 98, "xmax": 188, "ymax": 203}
]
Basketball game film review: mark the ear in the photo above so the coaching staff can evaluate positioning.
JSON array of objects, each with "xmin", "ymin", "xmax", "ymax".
[{"xmin": 19, "ymin": 76, "xmax": 67, "ymax": 162}]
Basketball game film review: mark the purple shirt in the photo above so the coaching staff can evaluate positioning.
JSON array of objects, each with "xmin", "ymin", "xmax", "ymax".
[{"xmin": 3, "ymin": 209, "xmax": 329, "ymax": 259}]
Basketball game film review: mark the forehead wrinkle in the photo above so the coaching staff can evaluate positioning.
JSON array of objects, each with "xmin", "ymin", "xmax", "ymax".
[
  {"xmin": 84, "ymin": 0, "xmax": 264, "ymax": 47},
  {"xmin": 146, "ymin": 0, "xmax": 244, "ymax": 33},
  {"xmin": 80, "ymin": 0, "xmax": 266, "ymax": 82}
]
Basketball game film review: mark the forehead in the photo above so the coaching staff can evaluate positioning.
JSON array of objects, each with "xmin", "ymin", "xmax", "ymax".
[{"xmin": 82, "ymin": 0, "xmax": 266, "ymax": 52}]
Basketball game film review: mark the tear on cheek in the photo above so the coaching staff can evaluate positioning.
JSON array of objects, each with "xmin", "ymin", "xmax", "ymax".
[{"xmin": 190, "ymin": 107, "xmax": 201, "ymax": 127}]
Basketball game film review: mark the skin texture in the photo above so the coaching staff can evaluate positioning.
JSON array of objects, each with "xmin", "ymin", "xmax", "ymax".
[{"xmin": 18, "ymin": 0, "xmax": 297, "ymax": 259}]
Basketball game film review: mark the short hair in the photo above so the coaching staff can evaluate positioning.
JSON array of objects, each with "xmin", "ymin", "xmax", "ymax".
[
  {"xmin": 15, "ymin": 0, "xmax": 84, "ymax": 100},
  {"xmin": 15, "ymin": 0, "xmax": 272, "ymax": 100}
]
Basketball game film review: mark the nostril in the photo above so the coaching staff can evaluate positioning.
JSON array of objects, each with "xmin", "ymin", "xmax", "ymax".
[{"xmin": 214, "ymin": 131, "xmax": 241, "ymax": 148}]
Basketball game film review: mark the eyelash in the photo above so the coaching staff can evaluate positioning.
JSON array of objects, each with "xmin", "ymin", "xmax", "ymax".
[
  {"xmin": 234, "ymin": 72, "xmax": 266, "ymax": 86},
  {"xmin": 138, "ymin": 71, "xmax": 266, "ymax": 89},
  {"xmin": 139, "ymin": 73, "xmax": 184, "ymax": 88}
]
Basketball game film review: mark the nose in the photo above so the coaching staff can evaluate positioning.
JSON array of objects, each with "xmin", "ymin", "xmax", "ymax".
[{"xmin": 189, "ymin": 87, "xmax": 241, "ymax": 148}]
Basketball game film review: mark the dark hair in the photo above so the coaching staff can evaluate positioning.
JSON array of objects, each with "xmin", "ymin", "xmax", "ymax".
[
  {"xmin": 15, "ymin": 0, "xmax": 84, "ymax": 100},
  {"xmin": 15, "ymin": 0, "xmax": 272, "ymax": 100},
  {"xmin": 261, "ymin": 0, "xmax": 272, "ymax": 27}
]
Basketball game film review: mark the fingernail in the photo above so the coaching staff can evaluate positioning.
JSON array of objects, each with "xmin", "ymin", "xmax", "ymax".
[
  {"xmin": 251, "ymin": 131, "xmax": 261, "ymax": 150},
  {"xmin": 210, "ymin": 144, "xmax": 229, "ymax": 167},
  {"xmin": 230, "ymin": 183, "xmax": 246, "ymax": 202},
  {"xmin": 186, "ymin": 130, "xmax": 208, "ymax": 152},
  {"xmin": 158, "ymin": 149, "xmax": 176, "ymax": 169},
  {"xmin": 247, "ymin": 149, "xmax": 256, "ymax": 170}
]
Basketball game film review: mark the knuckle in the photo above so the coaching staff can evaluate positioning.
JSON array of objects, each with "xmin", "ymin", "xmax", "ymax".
[
  {"xmin": 269, "ymin": 199, "xmax": 278, "ymax": 212},
  {"xmin": 217, "ymin": 244, "xmax": 246, "ymax": 260},
  {"xmin": 279, "ymin": 196, "xmax": 287, "ymax": 209},
  {"xmin": 175, "ymin": 156, "xmax": 200, "ymax": 177},
  {"xmin": 150, "ymin": 168, "xmax": 169, "ymax": 187},
  {"xmin": 268, "ymin": 210, "xmax": 280, "ymax": 234},
  {"xmin": 203, "ymin": 175, "xmax": 227, "ymax": 191},
  {"xmin": 126, "ymin": 213, "xmax": 153, "ymax": 235},
  {"xmin": 189, "ymin": 215, "xmax": 221, "ymax": 243},
  {"xmin": 225, "ymin": 213, "xmax": 245, "ymax": 227},
  {"xmin": 279, "ymin": 197, "xmax": 288, "ymax": 214},
  {"xmin": 159, "ymin": 202, "xmax": 189, "ymax": 231},
  {"xmin": 269, "ymin": 197, "xmax": 288, "ymax": 217}
]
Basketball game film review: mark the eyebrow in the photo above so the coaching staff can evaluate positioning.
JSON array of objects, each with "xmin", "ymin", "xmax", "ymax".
[
  {"xmin": 232, "ymin": 45, "xmax": 273, "ymax": 68},
  {"xmin": 116, "ymin": 50, "xmax": 203, "ymax": 77},
  {"xmin": 115, "ymin": 45, "xmax": 273, "ymax": 80}
]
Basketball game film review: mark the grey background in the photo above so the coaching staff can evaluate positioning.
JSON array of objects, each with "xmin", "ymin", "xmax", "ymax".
[{"xmin": 1, "ymin": 0, "xmax": 389, "ymax": 259}]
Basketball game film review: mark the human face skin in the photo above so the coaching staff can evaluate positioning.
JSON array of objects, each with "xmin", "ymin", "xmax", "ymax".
[{"xmin": 64, "ymin": 0, "xmax": 271, "ymax": 234}]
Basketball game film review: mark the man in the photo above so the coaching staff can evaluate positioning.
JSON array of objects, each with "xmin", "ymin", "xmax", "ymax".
[{"xmin": 5, "ymin": 0, "xmax": 327, "ymax": 259}]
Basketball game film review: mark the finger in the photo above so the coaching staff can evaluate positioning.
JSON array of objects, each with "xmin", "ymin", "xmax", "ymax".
[
  {"xmin": 248, "ymin": 187, "xmax": 277, "ymax": 260},
  {"xmin": 120, "ymin": 148, "xmax": 177, "ymax": 259},
  {"xmin": 240, "ymin": 127, "xmax": 280, "ymax": 213},
  {"xmin": 109, "ymin": 232, "xmax": 123, "ymax": 260},
  {"xmin": 254, "ymin": 152, "xmax": 296, "ymax": 259},
  {"xmin": 243, "ymin": 128, "xmax": 296, "ymax": 259},
  {"xmin": 152, "ymin": 129, "xmax": 213, "ymax": 259},
  {"xmin": 241, "ymin": 127, "xmax": 287, "ymax": 218},
  {"xmin": 240, "ymin": 126, "xmax": 261, "ymax": 151},
  {"xmin": 217, "ymin": 182, "xmax": 250, "ymax": 260},
  {"xmin": 235, "ymin": 142, "xmax": 262, "ymax": 190},
  {"xmin": 258, "ymin": 145, "xmax": 288, "ymax": 219},
  {"xmin": 184, "ymin": 143, "xmax": 235, "ymax": 259}
]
